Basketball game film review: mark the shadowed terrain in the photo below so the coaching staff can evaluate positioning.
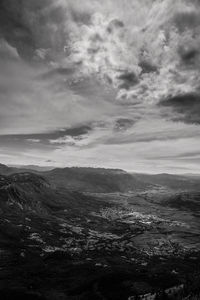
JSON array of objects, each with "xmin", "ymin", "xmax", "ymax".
[{"xmin": 0, "ymin": 164, "xmax": 200, "ymax": 299}]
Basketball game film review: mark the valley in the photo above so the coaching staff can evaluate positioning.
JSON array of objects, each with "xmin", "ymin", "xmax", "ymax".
[{"xmin": 0, "ymin": 165, "xmax": 200, "ymax": 299}]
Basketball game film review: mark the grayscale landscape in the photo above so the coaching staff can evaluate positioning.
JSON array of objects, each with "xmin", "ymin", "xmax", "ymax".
[
  {"xmin": 0, "ymin": 164, "xmax": 200, "ymax": 299},
  {"xmin": 0, "ymin": 0, "xmax": 200, "ymax": 299}
]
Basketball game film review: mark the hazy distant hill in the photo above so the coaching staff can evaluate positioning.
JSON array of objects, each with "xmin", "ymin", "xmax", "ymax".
[
  {"xmin": 0, "ymin": 163, "xmax": 34, "ymax": 175},
  {"xmin": 43, "ymin": 167, "xmax": 200, "ymax": 192},
  {"xmin": 0, "ymin": 164, "xmax": 148, "ymax": 193},
  {"xmin": 9, "ymin": 165, "xmax": 55, "ymax": 172},
  {"xmin": 134, "ymin": 173, "xmax": 200, "ymax": 191},
  {"xmin": 0, "ymin": 163, "xmax": 17, "ymax": 175},
  {"xmin": 0, "ymin": 164, "xmax": 152, "ymax": 193},
  {"xmin": 43, "ymin": 167, "xmax": 152, "ymax": 192},
  {"xmin": 1, "ymin": 163, "xmax": 200, "ymax": 193},
  {"xmin": 0, "ymin": 163, "xmax": 53, "ymax": 175}
]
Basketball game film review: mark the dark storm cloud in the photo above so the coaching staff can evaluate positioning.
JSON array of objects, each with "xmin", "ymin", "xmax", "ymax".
[
  {"xmin": 114, "ymin": 118, "xmax": 136, "ymax": 131},
  {"xmin": 0, "ymin": 0, "xmax": 43, "ymax": 59},
  {"xmin": 177, "ymin": 39, "xmax": 200, "ymax": 67},
  {"xmin": 117, "ymin": 72, "xmax": 139, "ymax": 90},
  {"xmin": 172, "ymin": 7, "xmax": 200, "ymax": 69},
  {"xmin": 174, "ymin": 11, "xmax": 200, "ymax": 32},
  {"xmin": 139, "ymin": 60, "xmax": 158, "ymax": 74},
  {"xmin": 0, "ymin": 0, "xmax": 72, "ymax": 60},
  {"xmin": 107, "ymin": 19, "xmax": 124, "ymax": 34},
  {"xmin": 70, "ymin": 9, "xmax": 91, "ymax": 25},
  {"xmin": 160, "ymin": 93, "xmax": 200, "ymax": 124},
  {"xmin": 0, "ymin": 0, "xmax": 35, "ymax": 59},
  {"xmin": 179, "ymin": 47, "xmax": 199, "ymax": 64},
  {"xmin": 0, "ymin": 125, "xmax": 92, "ymax": 146},
  {"xmin": 60, "ymin": 125, "xmax": 92, "ymax": 136}
]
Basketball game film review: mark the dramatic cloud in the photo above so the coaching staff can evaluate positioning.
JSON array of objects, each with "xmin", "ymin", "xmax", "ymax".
[
  {"xmin": 65, "ymin": 0, "xmax": 200, "ymax": 103},
  {"xmin": 114, "ymin": 118, "xmax": 136, "ymax": 131},
  {"xmin": 160, "ymin": 93, "xmax": 200, "ymax": 124},
  {"xmin": 0, "ymin": 0, "xmax": 200, "ymax": 173}
]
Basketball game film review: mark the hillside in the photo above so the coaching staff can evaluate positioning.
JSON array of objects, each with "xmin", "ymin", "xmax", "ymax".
[
  {"xmin": 0, "ymin": 172, "xmax": 82, "ymax": 215},
  {"xmin": 44, "ymin": 167, "xmax": 153, "ymax": 192}
]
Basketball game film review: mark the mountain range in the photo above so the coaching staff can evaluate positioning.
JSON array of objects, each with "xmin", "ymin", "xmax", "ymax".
[{"xmin": 1, "ymin": 163, "xmax": 200, "ymax": 193}]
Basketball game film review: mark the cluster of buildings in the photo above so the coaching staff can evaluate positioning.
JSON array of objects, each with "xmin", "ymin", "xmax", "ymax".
[{"xmin": 128, "ymin": 284, "xmax": 184, "ymax": 300}]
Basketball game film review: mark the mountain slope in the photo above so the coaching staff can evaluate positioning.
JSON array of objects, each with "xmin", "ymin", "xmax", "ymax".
[
  {"xmin": 0, "ymin": 172, "xmax": 78, "ymax": 215},
  {"xmin": 44, "ymin": 167, "xmax": 152, "ymax": 192}
]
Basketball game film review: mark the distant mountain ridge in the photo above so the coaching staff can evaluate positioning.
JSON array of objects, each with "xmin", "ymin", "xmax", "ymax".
[
  {"xmin": 43, "ymin": 167, "xmax": 152, "ymax": 192},
  {"xmin": 134, "ymin": 172, "xmax": 200, "ymax": 191},
  {"xmin": 0, "ymin": 163, "xmax": 31, "ymax": 175},
  {"xmin": 0, "ymin": 164, "xmax": 152, "ymax": 193},
  {"xmin": 0, "ymin": 163, "xmax": 200, "ymax": 193},
  {"xmin": 8, "ymin": 164, "xmax": 55, "ymax": 172}
]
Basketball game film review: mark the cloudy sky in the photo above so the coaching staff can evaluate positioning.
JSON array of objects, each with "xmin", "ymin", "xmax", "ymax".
[{"xmin": 0, "ymin": 0, "xmax": 200, "ymax": 173}]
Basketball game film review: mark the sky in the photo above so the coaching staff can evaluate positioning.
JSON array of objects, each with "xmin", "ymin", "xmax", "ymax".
[{"xmin": 0, "ymin": 0, "xmax": 200, "ymax": 174}]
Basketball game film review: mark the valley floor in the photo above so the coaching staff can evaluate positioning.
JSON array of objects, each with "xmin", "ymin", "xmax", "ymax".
[{"xmin": 0, "ymin": 187, "xmax": 200, "ymax": 299}]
